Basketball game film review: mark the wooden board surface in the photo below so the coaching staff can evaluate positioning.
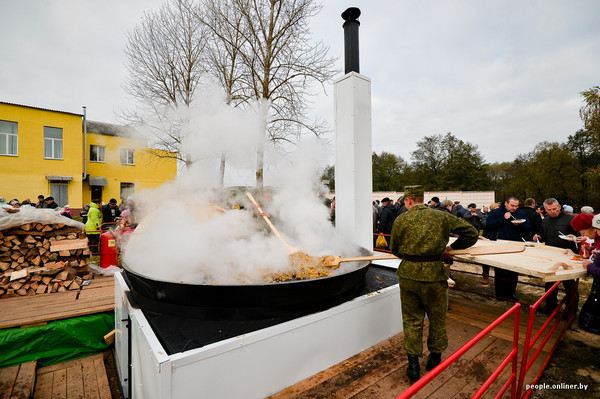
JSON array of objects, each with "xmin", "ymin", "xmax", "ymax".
[
  {"xmin": 0, "ymin": 361, "xmax": 37, "ymax": 399},
  {"xmin": 453, "ymin": 240, "xmax": 588, "ymax": 282},
  {"xmin": 0, "ymin": 275, "xmax": 114, "ymax": 329},
  {"xmin": 34, "ymin": 353, "xmax": 111, "ymax": 399}
]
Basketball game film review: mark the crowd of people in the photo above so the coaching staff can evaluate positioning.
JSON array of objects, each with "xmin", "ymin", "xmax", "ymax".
[
  {"xmin": 1, "ymin": 195, "xmax": 137, "ymax": 254},
  {"xmin": 374, "ymin": 195, "xmax": 597, "ymax": 307},
  {"xmin": 381, "ymin": 188, "xmax": 600, "ymax": 384}
]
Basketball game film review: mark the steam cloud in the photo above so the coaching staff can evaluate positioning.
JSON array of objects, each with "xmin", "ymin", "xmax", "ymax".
[{"xmin": 122, "ymin": 85, "xmax": 356, "ymax": 285}]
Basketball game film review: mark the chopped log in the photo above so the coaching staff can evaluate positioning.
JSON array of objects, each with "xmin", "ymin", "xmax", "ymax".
[
  {"xmin": 11, "ymin": 252, "xmax": 20, "ymax": 260},
  {"xmin": 42, "ymin": 225, "xmax": 53, "ymax": 232},
  {"xmin": 56, "ymin": 271, "xmax": 69, "ymax": 280},
  {"xmin": 67, "ymin": 234, "xmax": 77, "ymax": 239},
  {"xmin": 58, "ymin": 285, "xmax": 67, "ymax": 292},
  {"xmin": 17, "ymin": 288, "xmax": 28, "ymax": 296},
  {"xmin": 49, "ymin": 253, "xmax": 58, "ymax": 261},
  {"xmin": 31, "ymin": 255, "xmax": 41, "ymax": 266},
  {"xmin": 35, "ymin": 223, "xmax": 44, "ymax": 231},
  {"xmin": 55, "ymin": 235, "xmax": 67, "ymax": 241},
  {"xmin": 17, "ymin": 256, "xmax": 25, "ymax": 264},
  {"xmin": 36, "ymin": 284, "xmax": 47, "ymax": 294},
  {"xmin": 20, "ymin": 223, "xmax": 32, "ymax": 231},
  {"xmin": 23, "ymin": 235, "xmax": 37, "ymax": 244},
  {"xmin": 9, "ymin": 269, "xmax": 28, "ymax": 281},
  {"xmin": 79, "ymin": 259, "xmax": 88, "ymax": 267},
  {"xmin": 30, "ymin": 274, "xmax": 42, "ymax": 282},
  {"xmin": 68, "ymin": 280, "xmax": 80, "ymax": 290},
  {"xmin": 50, "ymin": 239, "xmax": 89, "ymax": 253},
  {"xmin": 10, "ymin": 281, "xmax": 23, "ymax": 290},
  {"xmin": 44, "ymin": 261, "xmax": 56, "ymax": 269},
  {"xmin": 50, "ymin": 282, "xmax": 59, "ymax": 293},
  {"xmin": 30, "ymin": 281, "xmax": 39, "ymax": 290},
  {"xmin": 0, "ymin": 245, "xmax": 10, "ymax": 251},
  {"xmin": 69, "ymin": 260, "xmax": 79, "ymax": 268},
  {"xmin": 0, "ymin": 261, "xmax": 10, "ymax": 271},
  {"xmin": 39, "ymin": 247, "xmax": 47, "ymax": 256},
  {"xmin": 42, "ymin": 276, "xmax": 52, "ymax": 285},
  {"xmin": 59, "ymin": 250, "xmax": 71, "ymax": 257},
  {"xmin": 27, "ymin": 289, "xmax": 36, "ymax": 296}
]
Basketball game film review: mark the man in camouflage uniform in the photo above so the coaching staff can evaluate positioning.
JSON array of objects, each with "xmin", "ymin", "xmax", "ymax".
[{"xmin": 390, "ymin": 186, "xmax": 478, "ymax": 384}]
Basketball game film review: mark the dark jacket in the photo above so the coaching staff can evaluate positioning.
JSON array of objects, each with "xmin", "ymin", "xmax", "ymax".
[
  {"xmin": 521, "ymin": 206, "xmax": 542, "ymax": 241},
  {"xmin": 102, "ymin": 204, "xmax": 121, "ymax": 225},
  {"xmin": 463, "ymin": 210, "xmax": 483, "ymax": 231},
  {"xmin": 539, "ymin": 211, "xmax": 577, "ymax": 251},
  {"xmin": 46, "ymin": 201, "xmax": 58, "ymax": 209},
  {"xmin": 379, "ymin": 203, "xmax": 397, "ymax": 235},
  {"xmin": 485, "ymin": 204, "xmax": 531, "ymax": 241},
  {"xmin": 482, "ymin": 212, "xmax": 497, "ymax": 240}
]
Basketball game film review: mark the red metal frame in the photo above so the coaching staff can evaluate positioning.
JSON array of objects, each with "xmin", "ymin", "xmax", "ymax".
[
  {"xmin": 516, "ymin": 280, "xmax": 578, "ymax": 398},
  {"xmin": 396, "ymin": 303, "xmax": 521, "ymax": 399}
]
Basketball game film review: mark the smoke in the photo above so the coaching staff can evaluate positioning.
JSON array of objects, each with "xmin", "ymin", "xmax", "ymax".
[{"xmin": 122, "ymin": 88, "xmax": 358, "ymax": 285}]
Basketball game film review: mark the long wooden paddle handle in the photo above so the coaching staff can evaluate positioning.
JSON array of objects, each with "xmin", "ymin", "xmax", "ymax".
[{"xmin": 246, "ymin": 192, "xmax": 296, "ymax": 252}]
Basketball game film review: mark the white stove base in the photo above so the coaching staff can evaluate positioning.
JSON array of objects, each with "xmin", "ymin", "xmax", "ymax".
[{"xmin": 114, "ymin": 271, "xmax": 402, "ymax": 399}]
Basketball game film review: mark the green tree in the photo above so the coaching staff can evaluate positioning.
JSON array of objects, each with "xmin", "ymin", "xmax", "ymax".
[
  {"xmin": 410, "ymin": 133, "xmax": 491, "ymax": 191},
  {"xmin": 372, "ymin": 151, "xmax": 408, "ymax": 191},
  {"xmin": 580, "ymin": 86, "xmax": 600, "ymax": 139}
]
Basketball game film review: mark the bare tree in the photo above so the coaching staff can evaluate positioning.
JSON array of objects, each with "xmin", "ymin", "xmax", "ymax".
[
  {"xmin": 199, "ymin": 0, "xmax": 338, "ymax": 188},
  {"xmin": 123, "ymin": 0, "xmax": 338, "ymax": 188},
  {"xmin": 122, "ymin": 0, "xmax": 207, "ymax": 167}
]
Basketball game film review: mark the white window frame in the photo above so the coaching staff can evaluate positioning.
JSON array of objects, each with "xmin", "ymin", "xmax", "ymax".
[
  {"xmin": 0, "ymin": 120, "xmax": 18, "ymax": 156},
  {"xmin": 90, "ymin": 145, "xmax": 106, "ymax": 162},
  {"xmin": 120, "ymin": 148, "xmax": 134, "ymax": 165},
  {"xmin": 44, "ymin": 126, "xmax": 63, "ymax": 160}
]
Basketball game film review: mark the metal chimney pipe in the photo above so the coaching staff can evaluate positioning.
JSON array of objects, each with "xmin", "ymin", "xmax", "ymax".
[{"xmin": 341, "ymin": 7, "xmax": 361, "ymax": 74}]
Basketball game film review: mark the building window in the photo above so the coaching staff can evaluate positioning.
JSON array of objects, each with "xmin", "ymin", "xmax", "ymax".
[
  {"xmin": 120, "ymin": 182, "xmax": 135, "ymax": 200},
  {"xmin": 50, "ymin": 182, "xmax": 68, "ymax": 206},
  {"xmin": 0, "ymin": 120, "xmax": 18, "ymax": 156},
  {"xmin": 120, "ymin": 148, "xmax": 134, "ymax": 165},
  {"xmin": 90, "ymin": 145, "xmax": 106, "ymax": 162},
  {"xmin": 44, "ymin": 126, "xmax": 63, "ymax": 159}
]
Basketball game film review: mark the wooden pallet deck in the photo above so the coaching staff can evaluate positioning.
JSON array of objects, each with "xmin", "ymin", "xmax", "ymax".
[
  {"xmin": 269, "ymin": 295, "xmax": 565, "ymax": 399},
  {"xmin": 0, "ymin": 275, "xmax": 114, "ymax": 329},
  {"xmin": 32, "ymin": 353, "xmax": 112, "ymax": 399},
  {"xmin": 0, "ymin": 361, "xmax": 36, "ymax": 399}
]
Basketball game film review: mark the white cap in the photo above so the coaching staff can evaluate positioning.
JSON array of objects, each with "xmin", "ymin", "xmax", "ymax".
[{"xmin": 592, "ymin": 214, "xmax": 600, "ymax": 230}]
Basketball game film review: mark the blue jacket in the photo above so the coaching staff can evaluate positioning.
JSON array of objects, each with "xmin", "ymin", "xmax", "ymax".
[{"xmin": 484, "ymin": 203, "xmax": 531, "ymax": 241}]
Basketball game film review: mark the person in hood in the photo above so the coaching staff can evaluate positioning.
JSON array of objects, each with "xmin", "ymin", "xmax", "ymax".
[
  {"xmin": 85, "ymin": 199, "xmax": 103, "ymax": 254},
  {"xmin": 60, "ymin": 204, "xmax": 72, "ymax": 219}
]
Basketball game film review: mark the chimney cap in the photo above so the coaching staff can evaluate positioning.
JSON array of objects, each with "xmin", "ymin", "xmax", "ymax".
[{"xmin": 341, "ymin": 7, "xmax": 361, "ymax": 22}]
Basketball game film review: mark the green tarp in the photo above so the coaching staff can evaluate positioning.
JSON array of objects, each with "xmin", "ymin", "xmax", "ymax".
[{"xmin": 0, "ymin": 312, "xmax": 114, "ymax": 368}]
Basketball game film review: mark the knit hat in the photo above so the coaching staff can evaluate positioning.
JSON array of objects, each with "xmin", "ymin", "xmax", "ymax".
[{"xmin": 571, "ymin": 213, "xmax": 594, "ymax": 231}]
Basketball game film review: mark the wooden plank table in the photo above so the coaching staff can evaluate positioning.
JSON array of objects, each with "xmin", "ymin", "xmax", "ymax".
[
  {"xmin": 452, "ymin": 239, "xmax": 588, "ymax": 282},
  {"xmin": 0, "ymin": 275, "xmax": 114, "ymax": 329}
]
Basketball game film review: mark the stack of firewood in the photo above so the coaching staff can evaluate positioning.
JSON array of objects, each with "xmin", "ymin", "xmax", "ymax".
[{"xmin": 0, "ymin": 222, "xmax": 92, "ymax": 298}]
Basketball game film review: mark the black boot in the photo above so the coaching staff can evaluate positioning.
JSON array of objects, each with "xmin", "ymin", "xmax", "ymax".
[
  {"xmin": 426, "ymin": 353, "xmax": 441, "ymax": 371},
  {"xmin": 407, "ymin": 355, "xmax": 420, "ymax": 384}
]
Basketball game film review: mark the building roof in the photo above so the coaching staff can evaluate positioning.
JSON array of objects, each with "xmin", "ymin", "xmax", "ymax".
[
  {"xmin": 85, "ymin": 120, "xmax": 142, "ymax": 139},
  {"xmin": 0, "ymin": 101, "xmax": 83, "ymax": 117}
]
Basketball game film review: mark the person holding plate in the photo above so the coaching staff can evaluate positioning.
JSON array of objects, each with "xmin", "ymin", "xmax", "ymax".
[
  {"xmin": 485, "ymin": 196, "xmax": 531, "ymax": 301},
  {"xmin": 534, "ymin": 198, "xmax": 581, "ymax": 313}
]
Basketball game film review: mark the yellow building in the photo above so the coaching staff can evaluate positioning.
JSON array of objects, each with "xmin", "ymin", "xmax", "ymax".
[{"xmin": 0, "ymin": 102, "xmax": 177, "ymax": 214}]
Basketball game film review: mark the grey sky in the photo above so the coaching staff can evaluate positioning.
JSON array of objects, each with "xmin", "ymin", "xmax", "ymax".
[{"xmin": 1, "ymin": 0, "xmax": 599, "ymax": 166}]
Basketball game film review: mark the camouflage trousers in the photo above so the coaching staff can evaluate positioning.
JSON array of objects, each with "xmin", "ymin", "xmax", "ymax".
[{"xmin": 399, "ymin": 278, "xmax": 448, "ymax": 357}]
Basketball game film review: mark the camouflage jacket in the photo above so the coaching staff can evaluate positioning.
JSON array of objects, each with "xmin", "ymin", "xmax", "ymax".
[{"xmin": 390, "ymin": 204, "xmax": 479, "ymax": 282}]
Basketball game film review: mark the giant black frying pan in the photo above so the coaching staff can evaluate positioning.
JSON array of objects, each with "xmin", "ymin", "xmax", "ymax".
[{"xmin": 122, "ymin": 246, "xmax": 371, "ymax": 320}]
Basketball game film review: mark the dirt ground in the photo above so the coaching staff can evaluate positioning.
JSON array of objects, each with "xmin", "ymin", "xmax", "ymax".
[{"xmin": 450, "ymin": 261, "xmax": 600, "ymax": 399}]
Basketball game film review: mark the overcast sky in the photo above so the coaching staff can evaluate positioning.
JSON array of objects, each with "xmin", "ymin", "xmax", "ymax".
[{"xmin": 1, "ymin": 0, "xmax": 599, "ymax": 166}]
